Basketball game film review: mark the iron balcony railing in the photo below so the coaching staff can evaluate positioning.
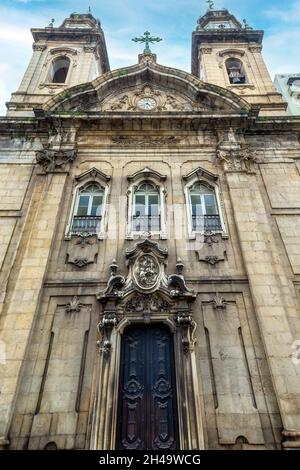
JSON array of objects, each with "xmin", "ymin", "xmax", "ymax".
[
  {"xmin": 71, "ymin": 215, "xmax": 102, "ymax": 234},
  {"xmin": 192, "ymin": 214, "xmax": 222, "ymax": 232},
  {"xmin": 133, "ymin": 215, "xmax": 161, "ymax": 232}
]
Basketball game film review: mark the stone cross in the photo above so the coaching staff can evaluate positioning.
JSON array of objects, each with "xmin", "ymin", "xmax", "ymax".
[
  {"xmin": 132, "ymin": 31, "xmax": 162, "ymax": 54},
  {"xmin": 206, "ymin": 0, "xmax": 214, "ymax": 10}
]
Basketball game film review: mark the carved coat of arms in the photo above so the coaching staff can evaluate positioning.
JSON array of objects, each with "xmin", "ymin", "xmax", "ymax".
[{"xmin": 133, "ymin": 254, "xmax": 160, "ymax": 290}]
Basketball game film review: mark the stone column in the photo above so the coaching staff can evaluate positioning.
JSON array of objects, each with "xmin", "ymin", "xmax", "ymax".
[
  {"xmin": 0, "ymin": 149, "xmax": 75, "ymax": 443},
  {"xmin": 217, "ymin": 138, "xmax": 300, "ymax": 448}
]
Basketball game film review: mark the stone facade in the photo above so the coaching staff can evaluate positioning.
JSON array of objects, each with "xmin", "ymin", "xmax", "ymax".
[{"xmin": 0, "ymin": 9, "xmax": 300, "ymax": 451}]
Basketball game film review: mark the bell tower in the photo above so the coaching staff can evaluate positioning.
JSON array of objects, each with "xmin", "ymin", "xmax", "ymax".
[
  {"xmin": 192, "ymin": 7, "xmax": 286, "ymax": 115},
  {"xmin": 6, "ymin": 12, "xmax": 110, "ymax": 117}
]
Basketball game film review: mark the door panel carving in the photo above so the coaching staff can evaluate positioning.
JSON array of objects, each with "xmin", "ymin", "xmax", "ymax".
[{"xmin": 117, "ymin": 324, "xmax": 179, "ymax": 450}]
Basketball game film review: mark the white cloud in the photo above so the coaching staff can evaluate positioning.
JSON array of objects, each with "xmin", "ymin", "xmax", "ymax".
[
  {"xmin": 264, "ymin": 1, "xmax": 300, "ymax": 22},
  {"xmin": 0, "ymin": 24, "xmax": 32, "ymax": 44},
  {"xmin": 263, "ymin": 29, "xmax": 300, "ymax": 78}
]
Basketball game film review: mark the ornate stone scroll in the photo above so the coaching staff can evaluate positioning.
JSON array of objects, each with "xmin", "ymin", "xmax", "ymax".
[{"xmin": 36, "ymin": 148, "xmax": 77, "ymax": 173}]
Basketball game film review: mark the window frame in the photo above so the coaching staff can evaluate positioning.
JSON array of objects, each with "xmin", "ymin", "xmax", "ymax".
[
  {"xmin": 65, "ymin": 175, "xmax": 110, "ymax": 240},
  {"xmin": 127, "ymin": 178, "xmax": 167, "ymax": 239},
  {"xmin": 184, "ymin": 178, "xmax": 226, "ymax": 239},
  {"xmin": 225, "ymin": 57, "xmax": 248, "ymax": 86},
  {"xmin": 44, "ymin": 53, "xmax": 73, "ymax": 87}
]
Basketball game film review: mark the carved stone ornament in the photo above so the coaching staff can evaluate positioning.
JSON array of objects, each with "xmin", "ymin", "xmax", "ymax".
[
  {"xmin": 111, "ymin": 135, "xmax": 183, "ymax": 146},
  {"xmin": 65, "ymin": 296, "xmax": 83, "ymax": 314},
  {"xmin": 204, "ymin": 232, "xmax": 219, "ymax": 247},
  {"xmin": 217, "ymin": 144, "xmax": 257, "ymax": 173},
  {"xmin": 97, "ymin": 240, "xmax": 197, "ymax": 355},
  {"xmin": 133, "ymin": 254, "xmax": 160, "ymax": 290},
  {"xmin": 73, "ymin": 234, "xmax": 96, "ymax": 247},
  {"xmin": 36, "ymin": 148, "xmax": 77, "ymax": 173},
  {"xmin": 125, "ymin": 293, "xmax": 170, "ymax": 323},
  {"xmin": 176, "ymin": 311, "xmax": 197, "ymax": 353},
  {"xmin": 68, "ymin": 257, "xmax": 94, "ymax": 268},
  {"xmin": 101, "ymin": 84, "xmax": 202, "ymax": 113},
  {"xmin": 66, "ymin": 234, "xmax": 98, "ymax": 268},
  {"xmin": 196, "ymin": 252, "xmax": 226, "ymax": 266},
  {"xmin": 208, "ymin": 293, "xmax": 227, "ymax": 310}
]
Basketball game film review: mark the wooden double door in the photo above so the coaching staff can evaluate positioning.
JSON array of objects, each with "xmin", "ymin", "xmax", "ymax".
[{"xmin": 116, "ymin": 324, "xmax": 179, "ymax": 450}]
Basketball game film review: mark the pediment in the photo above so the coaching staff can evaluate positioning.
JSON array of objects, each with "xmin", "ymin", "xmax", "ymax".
[{"xmin": 43, "ymin": 59, "xmax": 253, "ymax": 115}]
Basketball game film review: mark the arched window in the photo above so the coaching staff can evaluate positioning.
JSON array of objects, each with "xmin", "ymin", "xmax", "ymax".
[
  {"xmin": 132, "ymin": 183, "xmax": 160, "ymax": 233},
  {"xmin": 226, "ymin": 58, "xmax": 247, "ymax": 85},
  {"xmin": 49, "ymin": 56, "xmax": 70, "ymax": 83},
  {"xmin": 71, "ymin": 184, "xmax": 104, "ymax": 235},
  {"xmin": 189, "ymin": 182, "xmax": 222, "ymax": 232}
]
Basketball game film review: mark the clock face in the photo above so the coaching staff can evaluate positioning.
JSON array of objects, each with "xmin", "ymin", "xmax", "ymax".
[{"xmin": 137, "ymin": 97, "xmax": 157, "ymax": 110}]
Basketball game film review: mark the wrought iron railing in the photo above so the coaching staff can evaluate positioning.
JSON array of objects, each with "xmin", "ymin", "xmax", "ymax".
[
  {"xmin": 133, "ymin": 215, "xmax": 161, "ymax": 232},
  {"xmin": 71, "ymin": 215, "xmax": 102, "ymax": 234},
  {"xmin": 192, "ymin": 215, "xmax": 222, "ymax": 232}
]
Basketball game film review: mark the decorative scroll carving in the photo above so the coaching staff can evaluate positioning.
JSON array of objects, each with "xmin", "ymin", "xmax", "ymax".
[
  {"xmin": 65, "ymin": 296, "xmax": 82, "ymax": 314},
  {"xmin": 91, "ymin": 239, "xmax": 204, "ymax": 451},
  {"xmin": 125, "ymin": 293, "xmax": 170, "ymax": 323},
  {"xmin": 73, "ymin": 234, "xmax": 95, "ymax": 247},
  {"xmin": 36, "ymin": 148, "xmax": 76, "ymax": 172},
  {"xmin": 217, "ymin": 144, "xmax": 257, "ymax": 173},
  {"xmin": 97, "ymin": 240, "xmax": 196, "ymax": 353},
  {"xmin": 176, "ymin": 311, "xmax": 197, "ymax": 353},
  {"xmin": 102, "ymin": 84, "xmax": 202, "ymax": 113},
  {"xmin": 204, "ymin": 232, "xmax": 219, "ymax": 247},
  {"xmin": 97, "ymin": 310, "xmax": 119, "ymax": 358},
  {"xmin": 66, "ymin": 234, "xmax": 98, "ymax": 268},
  {"xmin": 68, "ymin": 257, "xmax": 94, "ymax": 268},
  {"xmin": 208, "ymin": 293, "xmax": 227, "ymax": 310},
  {"xmin": 111, "ymin": 135, "xmax": 182, "ymax": 146},
  {"xmin": 196, "ymin": 252, "xmax": 226, "ymax": 266},
  {"xmin": 33, "ymin": 44, "xmax": 46, "ymax": 52}
]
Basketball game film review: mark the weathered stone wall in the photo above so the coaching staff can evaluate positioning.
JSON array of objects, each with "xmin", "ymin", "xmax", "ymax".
[{"xmin": 0, "ymin": 124, "xmax": 298, "ymax": 450}]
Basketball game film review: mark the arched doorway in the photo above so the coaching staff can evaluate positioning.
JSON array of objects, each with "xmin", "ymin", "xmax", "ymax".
[{"xmin": 116, "ymin": 323, "xmax": 179, "ymax": 450}]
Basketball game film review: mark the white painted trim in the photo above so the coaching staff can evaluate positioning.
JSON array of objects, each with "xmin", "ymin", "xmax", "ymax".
[
  {"xmin": 65, "ymin": 179, "xmax": 110, "ymax": 240},
  {"xmin": 184, "ymin": 176, "xmax": 226, "ymax": 238},
  {"xmin": 126, "ymin": 177, "xmax": 167, "ymax": 239}
]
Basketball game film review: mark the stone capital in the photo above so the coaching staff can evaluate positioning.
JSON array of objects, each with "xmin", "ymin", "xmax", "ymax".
[{"xmin": 36, "ymin": 148, "xmax": 77, "ymax": 173}]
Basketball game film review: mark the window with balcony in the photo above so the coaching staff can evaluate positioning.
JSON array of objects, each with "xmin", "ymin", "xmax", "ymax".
[
  {"xmin": 126, "ymin": 167, "xmax": 167, "ymax": 239},
  {"xmin": 71, "ymin": 184, "xmax": 104, "ymax": 235},
  {"xmin": 132, "ymin": 183, "xmax": 160, "ymax": 233},
  {"xmin": 189, "ymin": 182, "xmax": 222, "ymax": 232}
]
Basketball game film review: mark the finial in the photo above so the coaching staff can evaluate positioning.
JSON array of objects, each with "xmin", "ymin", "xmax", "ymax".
[
  {"xmin": 132, "ymin": 31, "xmax": 162, "ymax": 54},
  {"xmin": 176, "ymin": 258, "xmax": 185, "ymax": 275},
  {"xmin": 48, "ymin": 18, "xmax": 55, "ymax": 28},
  {"xmin": 206, "ymin": 0, "xmax": 214, "ymax": 10},
  {"xmin": 110, "ymin": 259, "xmax": 118, "ymax": 276},
  {"xmin": 88, "ymin": 6, "xmax": 92, "ymax": 14},
  {"xmin": 243, "ymin": 19, "xmax": 252, "ymax": 30}
]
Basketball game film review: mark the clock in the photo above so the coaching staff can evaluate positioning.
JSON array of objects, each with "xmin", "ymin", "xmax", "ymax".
[{"xmin": 137, "ymin": 97, "xmax": 157, "ymax": 110}]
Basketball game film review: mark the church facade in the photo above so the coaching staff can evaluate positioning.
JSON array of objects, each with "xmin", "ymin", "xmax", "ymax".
[{"xmin": 0, "ymin": 8, "xmax": 300, "ymax": 451}]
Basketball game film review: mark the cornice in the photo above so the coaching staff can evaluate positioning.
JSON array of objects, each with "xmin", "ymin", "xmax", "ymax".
[{"xmin": 2, "ymin": 113, "xmax": 300, "ymax": 134}]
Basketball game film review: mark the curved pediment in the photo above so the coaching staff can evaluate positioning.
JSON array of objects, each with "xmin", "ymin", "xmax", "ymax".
[{"xmin": 43, "ymin": 56, "xmax": 253, "ymax": 115}]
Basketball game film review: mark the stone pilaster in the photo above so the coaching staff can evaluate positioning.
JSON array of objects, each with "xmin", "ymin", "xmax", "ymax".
[
  {"xmin": 0, "ymin": 156, "xmax": 70, "ymax": 441},
  {"xmin": 219, "ymin": 141, "xmax": 300, "ymax": 445}
]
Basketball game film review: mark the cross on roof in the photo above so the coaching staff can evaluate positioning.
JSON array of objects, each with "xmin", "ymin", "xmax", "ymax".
[
  {"xmin": 206, "ymin": 0, "xmax": 214, "ymax": 10},
  {"xmin": 132, "ymin": 31, "xmax": 162, "ymax": 54}
]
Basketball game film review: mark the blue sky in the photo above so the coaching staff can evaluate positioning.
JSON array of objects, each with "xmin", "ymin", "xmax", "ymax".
[{"xmin": 0, "ymin": 0, "xmax": 300, "ymax": 115}]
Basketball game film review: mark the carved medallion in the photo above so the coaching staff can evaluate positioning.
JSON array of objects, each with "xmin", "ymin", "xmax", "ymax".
[{"xmin": 133, "ymin": 254, "xmax": 160, "ymax": 290}]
